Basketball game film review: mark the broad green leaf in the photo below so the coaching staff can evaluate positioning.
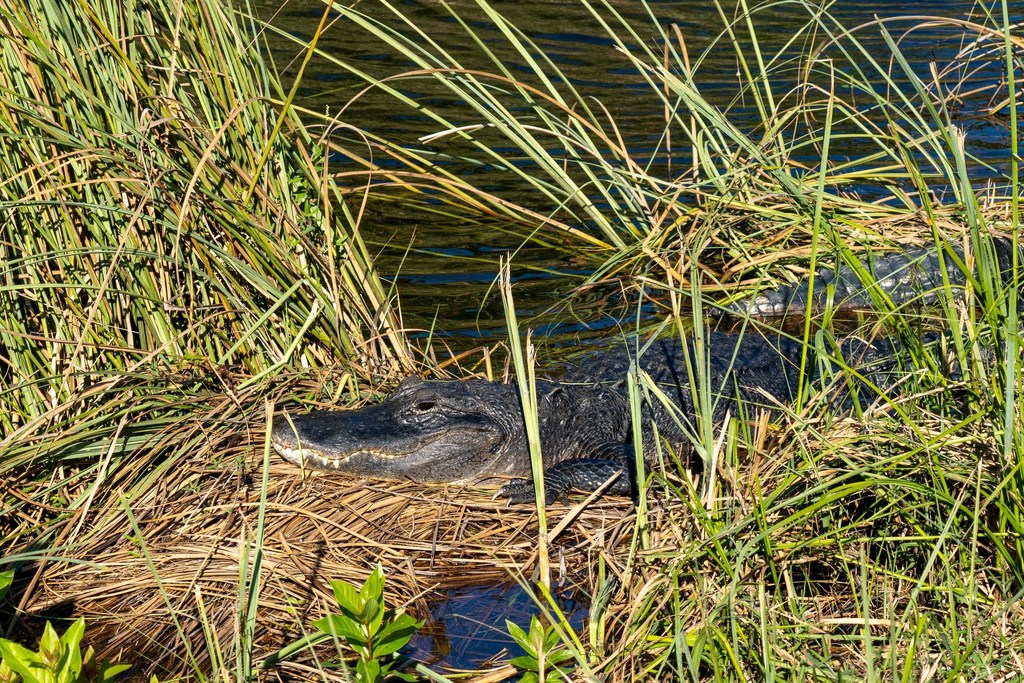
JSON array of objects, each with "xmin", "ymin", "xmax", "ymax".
[
  {"xmin": 527, "ymin": 616, "xmax": 545, "ymax": 648},
  {"xmin": 360, "ymin": 565, "xmax": 384, "ymax": 603},
  {"xmin": 509, "ymin": 655, "xmax": 540, "ymax": 671},
  {"xmin": 38, "ymin": 623, "xmax": 60, "ymax": 668},
  {"xmin": 56, "ymin": 619, "xmax": 85, "ymax": 683},
  {"xmin": 313, "ymin": 614, "xmax": 363, "ymax": 642},
  {"xmin": 359, "ymin": 597, "xmax": 380, "ymax": 626},
  {"xmin": 314, "ymin": 614, "xmax": 369, "ymax": 657},
  {"xmin": 371, "ymin": 621, "xmax": 418, "ymax": 658},
  {"xmin": 0, "ymin": 659, "xmax": 16, "ymax": 683},
  {"xmin": 98, "ymin": 663, "xmax": 131, "ymax": 683},
  {"xmin": 328, "ymin": 579, "xmax": 363, "ymax": 614},
  {"xmin": 505, "ymin": 620, "xmax": 532, "ymax": 655},
  {"xmin": 542, "ymin": 627, "xmax": 560, "ymax": 652},
  {"xmin": 355, "ymin": 657, "xmax": 380, "ymax": 683},
  {"xmin": 82, "ymin": 645, "xmax": 95, "ymax": 672},
  {"xmin": 0, "ymin": 571, "xmax": 12, "ymax": 602},
  {"xmin": 57, "ymin": 619, "xmax": 84, "ymax": 651},
  {"xmin": 375, "ymin": 613, "xmax": 422, "ymax": 642},
  {"xmin": 368, "ymin": 603, "xmax": 386, "ymax": 636},
  {"xmin": 0, "ymin": 639, "xmax": 41, "ymax": 683}
]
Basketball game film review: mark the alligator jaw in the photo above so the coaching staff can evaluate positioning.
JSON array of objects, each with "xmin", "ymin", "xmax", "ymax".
[
  {"xmin": 270, "ymin": 420, "xmax": 507, "ymax": 483},
  {"xmin": 272, "ymin": 442, "xmax": 347, "ymax": 470},
  {"xmin": 270, "ymin": 379, "xmax": 524, "ymax": 483},
  {"xmin": 270, "ymin": 422, "xmax": 462, "ymax": 478},
  {"xmin": 272, "ymin": 441, "xmax": 415, "ymax": 471}
]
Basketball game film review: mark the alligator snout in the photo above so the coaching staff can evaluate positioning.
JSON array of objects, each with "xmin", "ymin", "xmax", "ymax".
[{"xmin": 270, "ymin": 380, "xmax": 522, "ymax": 483}]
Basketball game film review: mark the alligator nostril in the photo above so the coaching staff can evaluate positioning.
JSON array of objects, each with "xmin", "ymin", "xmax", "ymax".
[{"xmin": 270, "ymin": 415, "xmax": 303, "ymax": 445}]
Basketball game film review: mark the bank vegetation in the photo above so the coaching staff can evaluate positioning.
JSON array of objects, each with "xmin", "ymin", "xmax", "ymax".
[{"xmin": 1, "ymin": 0, "xmax": 1021, "ymax": 681}]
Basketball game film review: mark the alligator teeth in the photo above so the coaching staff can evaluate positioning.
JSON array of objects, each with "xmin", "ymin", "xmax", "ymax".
[
  {"xmin": 272, "ymin": 442, "xmax": 362, "ymax": 470},
  {"xmin": 273, "ymin": 444, "xmax": 301, "ymax": 463}
]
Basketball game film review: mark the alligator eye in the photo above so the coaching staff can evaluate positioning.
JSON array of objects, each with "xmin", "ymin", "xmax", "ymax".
[{"xmin": 412, "ymin": 400, "xmax": 436, "ymax": 413}]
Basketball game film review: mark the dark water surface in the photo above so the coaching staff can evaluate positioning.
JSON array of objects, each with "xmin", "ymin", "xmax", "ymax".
[
  {"xmin": 405, "ymin": 582, "xmax": 586, "ymax": 673},
  {"xmin": 257, "ymin": 0, "xmax": 1019, "ymax": 672},
  {"xmin": 259, "ymin": 0, "xmax": 1019, "ymax": 347}
]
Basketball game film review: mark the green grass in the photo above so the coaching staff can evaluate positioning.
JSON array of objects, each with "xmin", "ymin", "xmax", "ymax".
[
  {"xmin": 282, "ymin": 0, "xmax": 1023, "ymax": 679},
  {"xmin": 0, "ymin": 0, "xmax": 408, "ymax": 633},
  {"xmin": 2, "ymin": 0, "xmax": 1022, "ymax": 680},
  {"xmin": 268, "ymin": 0, "xmax": 1020, "ymax": 270}
]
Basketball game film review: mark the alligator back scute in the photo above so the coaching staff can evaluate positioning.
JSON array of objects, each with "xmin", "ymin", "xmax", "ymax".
[{"xmin": 726, "ymin": 237, "xmax": 1022, "ymax": 317}]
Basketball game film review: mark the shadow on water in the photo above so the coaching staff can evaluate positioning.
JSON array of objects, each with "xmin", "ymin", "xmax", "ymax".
[{"xmin": 405, "ymin": 582, "xmax": 587, "ymax": 673}]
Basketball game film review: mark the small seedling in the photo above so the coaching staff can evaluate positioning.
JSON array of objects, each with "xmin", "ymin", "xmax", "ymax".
[
  {"xmin": 0, "ymin": 570, "xmax": 130, "ymax": 683},
  {"xmin": 506, "ymin": 616, "xmax": 574, "ymax": 683},
  {"xmin": 262, "ymin": 564, "xmax": 422, "ymax": 682},
  {"xmin": 0, "ymin": 618, "xmax": 130, "ymax": 683}
]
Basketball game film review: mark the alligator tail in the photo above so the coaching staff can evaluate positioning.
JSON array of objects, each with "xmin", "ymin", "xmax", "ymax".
[{"xmin": 722, "ymin": 237, "xmax": 1020, "ymax": 317}]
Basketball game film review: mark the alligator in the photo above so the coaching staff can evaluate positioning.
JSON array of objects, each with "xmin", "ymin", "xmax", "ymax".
[
  {"xmin": 722, "ymin": 237, "xmax": 1020, "ymax": 316},
  {"xmin": 272, "ymin": 237, "xmax": 1020, "ymax": 503}
]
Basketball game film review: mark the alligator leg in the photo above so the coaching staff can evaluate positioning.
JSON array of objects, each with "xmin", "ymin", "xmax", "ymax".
[{"xmin": 496, "ymin": 457, "xmax": 633, "ymax": 504}]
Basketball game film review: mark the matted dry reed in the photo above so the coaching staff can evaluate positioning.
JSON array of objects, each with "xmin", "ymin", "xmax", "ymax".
[
  {"xmin": 23, "ymin": 427, "xmax": 646, "ymax": 679},
  {"xmin": 13, "ymin": 397, "xmax": 1024, "ymax": 680}
]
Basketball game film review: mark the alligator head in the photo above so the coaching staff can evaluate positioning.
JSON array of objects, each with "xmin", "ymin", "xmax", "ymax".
[{"xmin": 271, "ymin": 376, "xmax": 529, "ymax": 483}]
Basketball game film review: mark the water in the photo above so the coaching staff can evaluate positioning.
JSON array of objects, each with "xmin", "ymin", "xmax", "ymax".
[
  {"xmin": 405, "ymin": 582, "xmax": 586, "ymax": 672},
  {"xmin": 257, "ymin": 0, "xmax": 1019, "ymax": 344},
  {"xmin": 255, "ymin": 0, "xmax": 1020, "ymax": 670}
]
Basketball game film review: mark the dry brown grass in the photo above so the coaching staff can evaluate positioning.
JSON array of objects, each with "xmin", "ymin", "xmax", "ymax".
[
  {"xmin": 10, "ymin": 393, "xmax": 1024, "ymax": 681},
  {"xmin": 20, "ymin": 424, "xmax": 646, "ymax": 680}
]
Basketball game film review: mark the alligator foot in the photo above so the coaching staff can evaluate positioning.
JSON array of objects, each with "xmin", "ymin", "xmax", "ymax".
[{"xmin": 496, "ymin": 458, "xmax": 632, "ymax": 504}]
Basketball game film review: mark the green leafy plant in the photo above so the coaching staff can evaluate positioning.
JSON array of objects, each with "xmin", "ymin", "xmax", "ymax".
[
  {"xmin": 262, "ymin": 564, "xmax": 422, "ymax": 682},
  {"xmin": 506, "ymin": 616, "xmax": 574, "ymax": 683},
  {"xmin": 0, "ymin": 618, "xmax": 130, "ymax": 683},
  {"xmin": 0, "ymin": 570, "xmax": 11, "ymax": 602}
]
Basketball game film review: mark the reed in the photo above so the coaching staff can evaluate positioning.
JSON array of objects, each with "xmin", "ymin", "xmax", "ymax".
[
  {"xmin": 276, "ymin": 0, "xmax": 1023, "ymax": 678},
  {"xmin": 0, "ymin": 0, "xmax": 414, "ymax": 526},
  {"xmin": 267, "ymin": 1, "xmax": 1020, "ymax": 281},
  {"xmin": 4, "ymin": 0, "xmax": 1022, "ymax": 680},
  {"xmin": 0, "ymin": 0, "xmax": 412, "ymax": 675}
]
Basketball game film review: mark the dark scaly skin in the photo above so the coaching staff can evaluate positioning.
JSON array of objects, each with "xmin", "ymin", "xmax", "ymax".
[
  {"xmin": 721, "ymin": 237, "xmax": 1020, "ymax": 317},
  {"xmin": 272, "ymin": 238, "xmax": 1018, "ymax": 502},
  {"xmin": 273, "ymin": 331, "xmax": 910, "ymax": 503},
  {"xmin": 497, "ymin": 459, "xmax": 632, "ymax": 504}
]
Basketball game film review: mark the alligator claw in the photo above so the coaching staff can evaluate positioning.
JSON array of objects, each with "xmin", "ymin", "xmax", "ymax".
[
  {"xmin": 496, "ymin": 479, "xmax": 569, "ymax": 505},
  {"xmin": 496, "ymin": 478, "xmax": 548, "ymax": 504}
]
